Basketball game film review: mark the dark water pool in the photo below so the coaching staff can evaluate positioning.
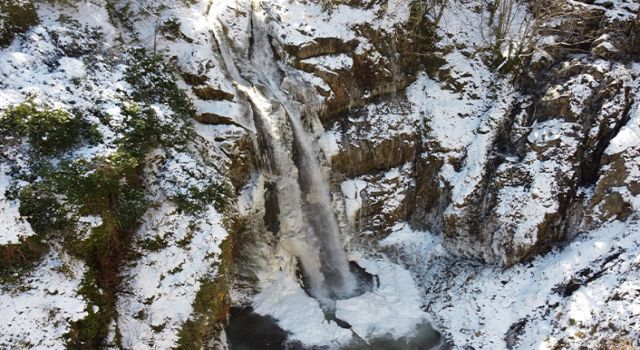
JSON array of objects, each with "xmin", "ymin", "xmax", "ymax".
[{"xmin": 226, "ymin": 306, "xmax": 441, "ymax": 350}]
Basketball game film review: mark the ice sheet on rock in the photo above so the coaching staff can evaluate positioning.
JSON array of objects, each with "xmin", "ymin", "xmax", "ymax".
[
  {"xmin": 318, "ymin": 129, "xmax": 340, "ymax": 159},
  {"xmin": 253, "ymin": 272, "xmax": 353, "ymax": 347},
  {"xmin": 335, "ymin": 257, "xmax": 430, "ymax": 340},
  {"xmin": 340, "ymin": 178, "xmax": 367, "ymax": 223}
]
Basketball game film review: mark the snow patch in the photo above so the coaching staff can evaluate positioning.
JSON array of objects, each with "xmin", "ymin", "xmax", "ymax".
[
  {"xmin": 253, "ymin": 272, "xmax": 353, "ymax": 347},
  {"xmin": 0, "ymin": 251, "xmax": 87, "ymax": 349},
  {"xmin": 0, "ymin": 166, "xmax": 35, "ymax": 245},
  {"xmin": 336, "ymin": 257, "xmax": 430, "ymax": 340}
]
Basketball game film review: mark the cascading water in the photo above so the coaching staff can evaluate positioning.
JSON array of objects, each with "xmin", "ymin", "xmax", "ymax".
[
  {"xmin": 215, "ymin": 5, "xmax": 441, "ymax": 349},
  {"xmin": 211, "ymin": 6, "xmax": 356, "ymax": 300}
]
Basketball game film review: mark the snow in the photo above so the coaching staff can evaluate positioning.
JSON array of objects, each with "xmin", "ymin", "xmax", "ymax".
[
  {"xmin": 253, "ymin": 254, "xmax": 432, "ymax": 348},
  {"xmin": 592, "ymin": 0, "xmax": 639, "ymax": 21},
  {"xmin": 607, "ymin": 100, "xmax": 640, "ymax": 154},
  {"xmin": 406, "ymin": 54, "xmax": 517, "ymax": 219},
  {"xmin": 266, "ymin": 1, "xmax": 375, "ymax": 46},
  {"xmin": 384, "ymin": 220, "xmax": 640, "ymax": 349},
  {"xmin": 340, "ymin": 179, "xmax": 367, "ymax": 223},
  {"xmin": 318, "ymin": 129, "xmax": 340, "ymax": 159},
  {"xmin": 337, "ymin": 100, "xmax": 418, "ymax": 148},
  {"xmin": 57, "ymin": 57, "xmax": 86, "ymax": 79},
  {"xmin": 0, "ymin": 2, "xmax": 234, "ymax": 347},
  {"xmin": 298, "ymin": 70, "xmax": 332, "ymax": 96},
  {"xmin": 77, "ymin": 215, "xmax": 102, "ymax": 228},
  {"xmin": 301, "ymin": 54, "xmax": 353, "ymax": 71},
  {"xmin": 531, "ymin": 49, "xmax": 553, "ymax": 65},
  {"xmin": 0, "ymin": 0, "xmax": 638, "ymax": 348},
  {"xmin": 335, "ymin": 257, "xmax": 430, "ymax": 340},
  {"xmin": 0, "ymin": 165, "xmax": 35, "ymax": 245},
  {"xmin": 527, "ymin": 119, "xmax": 569, "ymax": 146},
  {"xmin": 0, "ymin": 2, "xmax": 132, "ymax": 158},
  {"xmin": 237, "ymin": 173, "xmax": 265, "ymax": 217},
  {"xmin": 117, "ymin": 203, "xmax": 228, "ymax": 349},
  {"xmin": 253, "ymin": 272, "xmax": 353, "ymax": 347},
  {"xmin": 0, "ymin": 251, "xmax": 87, "ymax": 349}
]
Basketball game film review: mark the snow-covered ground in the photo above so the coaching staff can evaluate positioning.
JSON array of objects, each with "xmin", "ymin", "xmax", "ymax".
[
  {"xmin": 0, "ymin": 165, "xmax": 35, "ymax": 245},
  {"xmin": 117, "ymin": 204, "xmax": 228, "ymax": 349},
  {"xmin": 0, "ymin": 1, "xmax": 233, "ymax": 348},
  {"xmin": 381, "ymin": 220, "xmax": 640, "ymax": 349},
  {"xmin": 1, "ymin": 0, "xmax": 639, "ymax": 348},
  {"xmin": 0, "ymin": 251, "xmax": 86, "ymax": 349}
]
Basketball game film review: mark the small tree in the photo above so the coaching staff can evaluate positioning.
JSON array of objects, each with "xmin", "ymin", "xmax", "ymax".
[
  {"xmin": 0, "ymin": 102, "xmax": 83, "ymax": 155},
  {"xmin": 478, "ymin": 0, "xmax": 552, "ymax": 76}
]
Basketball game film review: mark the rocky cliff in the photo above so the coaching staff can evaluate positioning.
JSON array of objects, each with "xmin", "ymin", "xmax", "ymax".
[{"xmin": 0, "ymin": 0, "xmax": 639, "ymax": 349}]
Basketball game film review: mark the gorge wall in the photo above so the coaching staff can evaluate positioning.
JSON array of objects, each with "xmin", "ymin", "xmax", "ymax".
[{"xmin": 0, "ymin": 0, "xmax": 639, "ymax": 349}]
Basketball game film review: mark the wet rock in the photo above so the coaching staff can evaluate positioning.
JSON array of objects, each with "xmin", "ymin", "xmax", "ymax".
[
  {"xmin": 328, "ymin": 101, "xmax": 420, "ymax": 177},
  {"xmin": 194, "ymin": 113, "xmax": 244, "ymax": 127},
  {"xmin": 192, "ymin": 86, "xmax": 235, "ymax": 101},
  {"xmin": 182, "ymin": 72, "xmax": 209, "ymax": 85},
  {"xmin": 505, "ymin": 319, "xmax": 527, "ymax": 349},
  {"xmin": 409, "ymin": 152, "xmax": 448, "ymax": 235},
  {"xmin": 227, "ymin": 134, "xmax": 256, "ymax": 192},
  {"xmin": 333, "ymin": 134, "xmax": 417, "ymax": 177},
  {"xmin": 283, "ymin": 37, "xmax": 358, "ymax": 59}
]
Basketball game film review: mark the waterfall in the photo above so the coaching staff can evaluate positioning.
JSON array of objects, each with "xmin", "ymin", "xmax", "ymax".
[{"xmin": 211, "ymin": 7, "xmax": 356, "ymax": 299}]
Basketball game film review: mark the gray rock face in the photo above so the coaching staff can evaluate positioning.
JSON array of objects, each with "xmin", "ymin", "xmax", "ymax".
[{"xmin": 303, "ymin": 0, "xmax": 640, "ymax": 267}]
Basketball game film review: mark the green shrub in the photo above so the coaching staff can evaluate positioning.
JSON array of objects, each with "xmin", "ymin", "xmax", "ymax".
[
  {"xmin": 159, "ymin": 17, "xmax": 184, "ymax": 41},
  {"xmin": 0, "ymin": 0, "xmax": 39, "ymax": 47},
  {"xmin": 18, "ymin": 182, "xmax": 73, "ymax": 234},
  {"xmin": 50, "ymin": 14, "xmax": 104, "ymax": 57},
  {"xmin": 174, "ymin": 183, "xmax": 230, "ymax": 214},
  {"xmin": 0, "ymin": 102, "xmax": 82, "ymax": 155},
  {"xmin": 125, "ymin": 48, "xmax": 195, "ymax": 118},
  {"xmin": 50, "ymin": 151, "xmax": 146, "ymax": 226},
  {"xmin": 118, "ymin": 101, "xmax": 190, "ymax": 157},
  {"xmin": 1, "ymin": 176, "xmax": 75, "ymax": 285},
  {"xmin": 175, "ymin": 237, "xmax": 234, "ymax": 349},
  {"xmin": 58, "ymin": 151, "xmax": 146, "ymax": 348},
  {"xmin": 67, "ymin": 268, "xmax": 117, "ymax": 349},
  {"xmin": 0, "ymin": 236, "xmax": 49, "ymax": 286}
]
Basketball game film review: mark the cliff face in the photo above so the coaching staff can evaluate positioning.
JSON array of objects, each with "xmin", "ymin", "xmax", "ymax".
[
  {"xmin": 1, "ymin": 0, "xmax": 639, "ymax": 349},
  {"xmin": 314, "ymin": 0, "xmax": 640, "ymax": 268}
]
